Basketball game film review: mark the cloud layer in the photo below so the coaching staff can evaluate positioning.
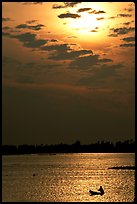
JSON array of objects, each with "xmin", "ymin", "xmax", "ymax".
[
  {"xmin": 14, "ymin": 32, "xmax": 47, "ymax": 48},
  {"xmin": 58, "ymin": 12, "xmax": 81, "ymax": 19},
  {"xmin": 52, "ymin": 2, "xmax": 82, "ymax": 9},
  {"xmin": 109, "ymin": 26, "xmax": 135, "ymax": 37},
  {"xmin": 16, "ymin": 23, "xmax": 45, "ymax": 31}
]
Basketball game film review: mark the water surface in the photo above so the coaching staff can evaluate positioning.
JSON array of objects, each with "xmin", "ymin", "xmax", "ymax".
[{"xmin": 2, "ymin": 153, "xmax": 135, "ymax": 202}]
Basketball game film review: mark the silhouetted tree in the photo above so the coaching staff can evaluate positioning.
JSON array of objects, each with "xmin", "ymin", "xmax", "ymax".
[{"xmin": 2, "ymin": 139, "xmax": 135, "ymax": 155}]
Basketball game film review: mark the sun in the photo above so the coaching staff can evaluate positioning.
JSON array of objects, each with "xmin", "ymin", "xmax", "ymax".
[{"xmin": 69, "ymin": 13, "xmax": 104, "ymax": 34}]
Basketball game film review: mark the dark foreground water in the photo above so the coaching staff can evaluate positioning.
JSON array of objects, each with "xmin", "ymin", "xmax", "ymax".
[{"xmin": 2, "ymin": 153, "xmax": 135, "ymax": 202}]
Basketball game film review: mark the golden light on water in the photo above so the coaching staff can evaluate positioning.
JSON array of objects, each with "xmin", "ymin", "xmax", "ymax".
[{"xmin": 2, "ymin": 153, "xmax": 135, "ymax": 202}]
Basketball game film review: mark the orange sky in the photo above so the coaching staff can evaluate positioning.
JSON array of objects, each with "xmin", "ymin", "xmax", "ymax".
[{"xmin": 2, "ymin": 2, "xmax": 135, "ymax": 145}]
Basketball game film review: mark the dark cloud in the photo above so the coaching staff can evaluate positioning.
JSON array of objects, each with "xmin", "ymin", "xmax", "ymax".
[
  {"xmin": 48, "ymin": 49, "xmax": 93, "ymax": 61},
  {"xmin": 99, "ymin": 58, "xmax": 112, "ymax": 63},
  {"xmin": 52, "ymin": 4, "xmax": 65, "ymax": 9},
  {"xmin": 120, "ymin": 43, "xmax": 135, "ymax": 47},
  {"xmin": 117, "ymin": 14, "xmax": 132, "ymax": 17},
  {"xmin": 77, "ymin": 8, "xmax": 91, "ymax": 13},
  {"xmin": 2, "ymin": 31, "xmax": 13, "ymax": 38},
  {"xmin": 2, "ymin": 17, "xmax": 11, "ymax": 22},
  {"xmin": 50, "ymin": 39, "xmax": 58, "ymax": 42},
  {"xmin": 15, "ymin": 32, "xmax": 47, "ymax": 48},
  {"xmin": 108, "ymin": 16, "xmax": 117, "ymax": 19},
  {"xmin": 52, "ymin": 2, "xmax": 81, "ymax": 9},
  {"xmin": 108, "ymin": 13, "xmax": 133, "ymax": 20},
  {"xmin": 3, "ymin": 31, "xmax": 48, "ymax": 48},
  {"xmin": 2, "ymin": 26, "xmax": 10, "ymax": 30},
  {"xmin": 26, "ymin": 20, "xmax": 37, "ymax": 24},
  {"xmin": 69, "ymin": 54, "xmax": 112, "ymax": 70},
  {"xmin": 64, "ymin": 2, "xmax": 82, "ymax": 7},
  {"xmin": 41, "ymin": 44, "xmax": 71, "ymax": 52},
  {"xmin": 124, "ymin": 7, "xmax": 134, "ymax": 12},
  {"xmin": 16, "ymin": 23, "xmax": 45, "ymax": 31},
  {"xmin": 14, "ymin": 32, "xmax": 35, "ymax": 41},
  {"xmin": 77, "ymin": 63, "xmax": 123, "ymax": 85},
  {"xmin": 22, "ymin": 2, "xmax": 43, "ymax": 5},
  {"xmin": 122, "ymin": 36, "xmax": 135, "ymax": 42},
  {"xmin": 41, "ymin": 43, "xmax": 93, "ymax": 61},
  {"xmin": 89, "ymin": 10, "xmax": 106, "ymax": 14},
  {"xmin": 109, "ymin": 27, "xmax": 135, "ymax": 35},
  {"xmin": 123, "ymin": 22, "xmax": 131, "ymax": 26},
  {"xmin": 90, "ymin": 30, "xmax": 98, "ymax": 32},
  {"xmin": 58, "ymin": 12, "xmax": 81, "ymax": 19},
  {"xmin": 108, "ymin": 34, "xmax": 118, "ymax": 37},
  {"xmin": 96, "ymin": 17, "xmax": 105, "ymax": 20}
]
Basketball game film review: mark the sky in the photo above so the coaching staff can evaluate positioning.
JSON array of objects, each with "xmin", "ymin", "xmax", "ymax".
[{"xmin": 2, "ymin": 2, "xmax": 135, "ymax": 145}]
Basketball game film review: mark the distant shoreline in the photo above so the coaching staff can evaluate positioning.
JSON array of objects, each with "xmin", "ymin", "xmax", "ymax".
[
  {"xmin": 2, "ymin": 152, "xmax": 135, "ymax": 156},
  {"xmin": 2, "ymin": 140, "xmax": 135, "ymax": 155}
]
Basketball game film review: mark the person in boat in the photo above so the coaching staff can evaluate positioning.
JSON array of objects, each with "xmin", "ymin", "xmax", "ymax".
[
  {"xmin": 98, "ymin": 186, "xmax": 104, "ymax": 195},
  {"xmin": 89, "ymin": 186, "xmax": 104, "ymax": 196}
]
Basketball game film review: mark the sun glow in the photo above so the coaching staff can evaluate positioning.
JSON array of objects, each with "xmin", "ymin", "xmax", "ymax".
[{"xmin": 69, "ymin": 12, "xmax": 106, "ymax": 35}]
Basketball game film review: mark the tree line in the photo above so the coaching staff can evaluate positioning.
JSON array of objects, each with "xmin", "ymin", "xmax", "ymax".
[{"xmin": 2, "ymin": 139, "xmax": 135, "ymax": 155}]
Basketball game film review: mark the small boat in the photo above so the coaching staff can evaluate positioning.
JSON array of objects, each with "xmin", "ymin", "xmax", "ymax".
[{"xmin": 89, "ymin": 186, "xmax": 104, "ymax": 196}]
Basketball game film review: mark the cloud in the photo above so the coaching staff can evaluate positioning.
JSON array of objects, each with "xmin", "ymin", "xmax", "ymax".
[
  {"xmin": 58, "ymin": 12, "xmax": 81, "ymax": 19},
  {"xmin": 16, "ymin": 23, "xmax": 45, "ymax": 31},
  {"xmin": 2, "ymin": 31, "xmax": 48, "ymax": 50},
  {"xmin": 77, "ymin": 8, "xmax": 91, "ymax": 13},
  {"xmin": 99, "ymin": 58, "xmax": 112, "ymax": 63},
  {"xmin": 89, "ymin": 10, "xmax": 106, "ymax": 14},
  {"xmin": 50, "ymin": 39, "xmax": 58, "ymax": 42},
  {"xmin": 63, "ymin": 2, "xmax": 82, "ymax": 7},
  {"xmin": 52, "ymin": 4, "xmax": 65, "ymax": 9},
  {"xmin": 90, "ymin": 30, "xmax": 98, "ymax": 32},
  {"xmin": 122, "ymin": 36, "xmax": 135, "ymax": 42},
  {"xmin": 48, "ymin": 49, "xmax": 93, "ymax": 61},
  {"xmin": 3, "ymin": 30, "xmax": 48, "ymax": 48},
  {"xmin": 108, "ymin": 16, "xmax": 117, "ymax": 19},
  {"xmin": 108, "ymin": 34, "xmax": 118, "ymax": 37},
  {"xmin": 77, "ymin": 63, "xmax": 123, "ymax": 85},
  {"xmin": 109, "ymin": 27, "xmax": 135, "ymax": 35},
  {"xmin": 22, "ymin": 2, "xmax": 43, "ymax": 5},
  {"xmin": 123, "ymin": 22, "xmax": 131, "ymax": 26},
  {"xmin": 41, "ymin": 43, "xmax": 93, "ymax": 60},
  {"xmin": 2, "ymin": 24, "xmax": 47, "ymax": 49},
  {"xmin": 120, "ymin": 43, "xmax": 135, "ymax": 47},
  {"xmin": 108, "ymin": 13, "xmax": 133, "ymax": 20},
  {"xmin": 26, "ymin": 20, "xmax": 37, "ymax": 24},
  {"xmin": 96, "ymin": 17, "xmax": 105, "ymax": 20},
  {"xmin": 3, "ymin": 32, "xmax": 47, "ymax": 48},
  {"xmin": 2, "ymin": 17, "xmax": 11, "ymax": 22},
  {"xmin": 15, "ymin": 32, "xmax": 47, "ymax": 48},
  {"xmin": 2, "ymin": 26, "xmax": 10, "ymax": 30},
  {"xmin": 124, "ymin": 7, "xmax": 134, "ymax": 12},
  {"xmin": 69, "ymin": 54, "xmax": 112, "ymax": 70},
  {"xmin": 2, "ymin": 31, "xmax": 13, "ymax": 38},
  {"xmin": 52, "ymin": 2, "xmax": 81, "ymax": 9},
  {"xmin": 41, "ymin": 43, "xmax": 71, "ymax": 52},
  {"xmin": 117, "ymin": 14, "xmax": 132, "ymax": 17}
]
